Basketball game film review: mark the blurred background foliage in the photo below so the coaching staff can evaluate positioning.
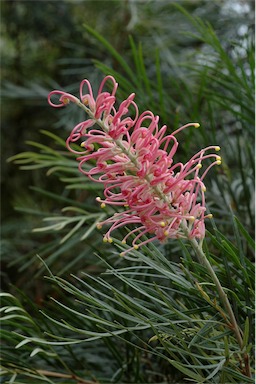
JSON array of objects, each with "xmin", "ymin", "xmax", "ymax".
[{"xmin": 0, "ymin": 0, "xmax": 255, "ymax": 382}]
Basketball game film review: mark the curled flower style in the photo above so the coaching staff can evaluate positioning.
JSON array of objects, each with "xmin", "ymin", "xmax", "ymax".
[{"xmin": 48, "ymin": 76, "xmax": 221, "ymax": 254}]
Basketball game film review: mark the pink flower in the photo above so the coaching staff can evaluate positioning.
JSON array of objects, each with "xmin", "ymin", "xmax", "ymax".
[{"xmin": 48, "ymin": 76, "xmax": 221, "ymax": 254}]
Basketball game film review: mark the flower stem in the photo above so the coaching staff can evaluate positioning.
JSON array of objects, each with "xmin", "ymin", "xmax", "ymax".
[
  {"xmin": 183, "ymin": 224, "xmax": 251, "ymax": 377},
  {"xmin": 190, "ymin": 236, "xmax": 243, "ymax": 346}
]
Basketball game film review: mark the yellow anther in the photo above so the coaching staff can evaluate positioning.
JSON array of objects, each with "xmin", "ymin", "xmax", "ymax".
[
  {"xmin": 121, "ymin": 240, "xmax": 126, "ymax": 244},
  {"xmin": 216, "ymin": 160, "xmax": 222, "ymax": 165},
  {"xmin": 120, "ymin": 252, "xmax": 125, "ymax": 257},
  {"xmin": 96, "ymin": 223, "xmax": 102, "ymax": 229},
  {"xmin": 196, "ymin": 164, "xmax": 202, "ymax": 169},
  {"xmin": 133, "ymin": 244, "xmax": 139, "ymax": 250},
  {"xmin": 202, "ymin": 186, "xmax": 207, "ymax": 192},
  {"xmin": 216, "ymin": 155, "xmax": 221, "ymax": 161},
  {"xmin": 160, "ymin": 221, "xmax": 166, "ymax": 227},
  {"xmin": 164, "ymin": 230, "xmax": 169, "ymax": 236},
  {"xmin": 62, "ymin": 97, "xmax": 70, "ymax": 105},
  {"xmin": 108, "ymin": 237, "xmax": 113, "ymax": 243},
  {"xmin": 189, "ymin": 216, "xmax": 195, "ymax": 222},
  {"xmin": 194, "ymin": 123, "xmax": 200, "ymax": 128},
  {"xmin": 101, "ymin": 203, "xmax": 106, "ymax": 209},
  {"xmin": 96, "ymin": 197, "xmax": 101, "ymax": 202},
  {"xmin": 103, "ymin": 237, "xmax": 108, "ymax": 243},
  {"xmin": 83, "ymin": 98, "xmax": 89, "ymax": 106},
  {"xmin": 215, "ymin": 146, "xmax": 221, "ymax": 151},
  {"xmin": 207, "ymin": 214, "xmax": 213, "ymax": 219},
  {"xmin": 80, "ymin": 142, "xmax": 85, "ymax": 147}
]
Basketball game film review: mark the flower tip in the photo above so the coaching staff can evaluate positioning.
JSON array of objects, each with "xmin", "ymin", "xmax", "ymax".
[
  {"xmin": 82, "ymin": 97, "xmax": 89, "ymax": 106},
  {"xmin": 216, "ymin": 156, "xmax": 222, "ymax": 165},
  {"xmin": 96, "ymin": 197, "xmax": 106, "ymax": 208},
  {"xmin": 62, "ymin": 97, "xmax": 70, "ymax": 105},
  {"xmin": 194, "ymin": 123, "xmax": 200, "ymax": 128}
]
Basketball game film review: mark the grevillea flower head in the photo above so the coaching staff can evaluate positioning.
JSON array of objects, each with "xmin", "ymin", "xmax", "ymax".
[{"xmin": 48, "ymin": 76, "xmax": 221, "ymax": 254}]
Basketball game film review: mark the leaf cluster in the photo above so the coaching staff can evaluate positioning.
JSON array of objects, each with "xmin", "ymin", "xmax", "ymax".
[{"xmin": 1, "ymin": 219, "xmax": 254, "ymax": 382}]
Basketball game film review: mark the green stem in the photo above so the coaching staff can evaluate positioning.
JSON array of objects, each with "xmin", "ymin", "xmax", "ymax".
[
  {"xmin": 183, "ymin": 224, "xmax": 251, "ymax": 377},
  {"xmin": 189, "ymin": 235, "xmax": 243, "ymax": 348}
]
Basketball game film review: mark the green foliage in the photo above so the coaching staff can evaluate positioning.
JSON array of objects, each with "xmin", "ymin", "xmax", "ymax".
[
  {"xmin": 1, "ymin": 1, "xmax": 254, "ymax": 383},
  {"xmin": 1, "ymin": 219, "xmax": 254, "ymax": 382}
]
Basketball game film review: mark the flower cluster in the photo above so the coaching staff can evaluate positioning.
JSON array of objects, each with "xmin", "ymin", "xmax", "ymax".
[{"xmin": 48, "ymin": 76, "xmax": 221, "ymax": 253}]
